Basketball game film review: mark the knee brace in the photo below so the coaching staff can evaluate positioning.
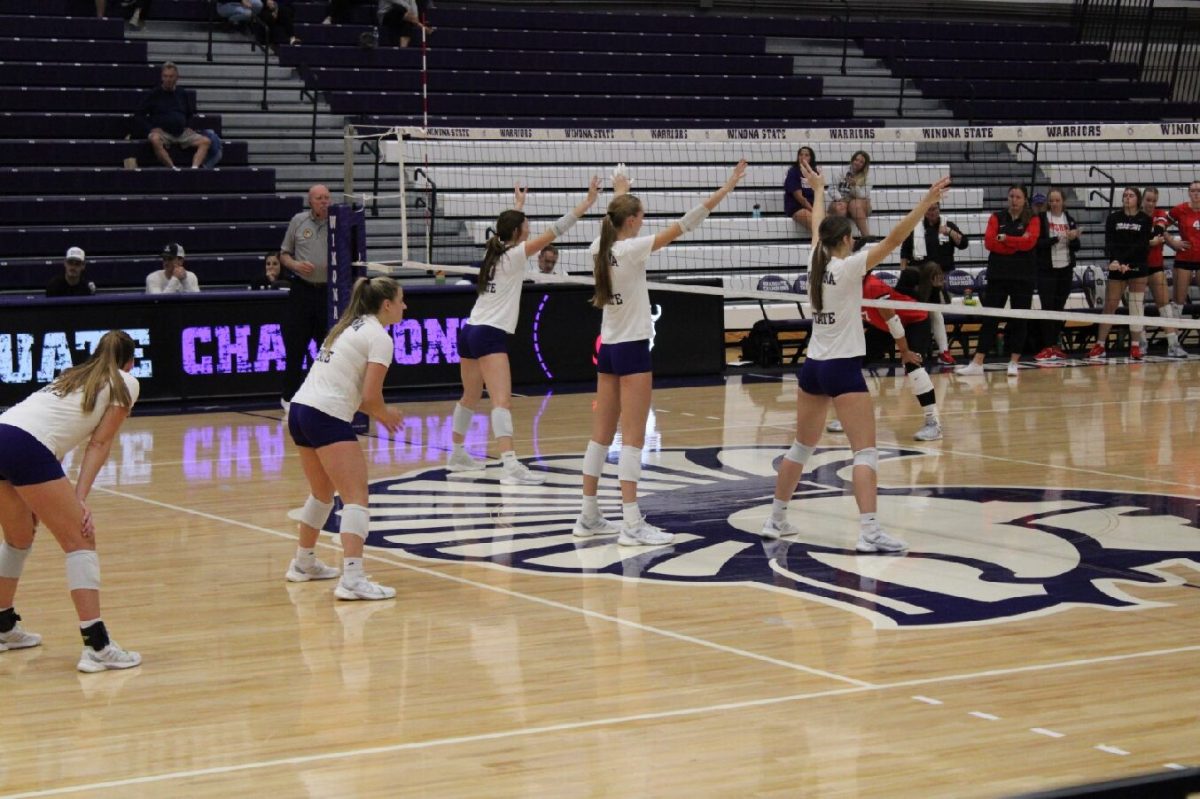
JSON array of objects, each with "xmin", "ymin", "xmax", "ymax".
[
  {"xmin": 582, "ymin": 440, "xmax": 608, "ymax": 479},
  {"xmin": 852, "ymin": 447, "xmax": 879, "ymax": 472},
  {"xmin": 617, "ymin": 446, "xmax": 642, "ymax": 483},
  {"xmin": 452, "ymin": 403, "xmax": 474, "ymax": 437},
  {"xmin": 1128, "ymin": 292, "xmax": 1145, "ymax": 334},
  {"xmin": 339, "ymin": 503, "xmax": 370, "ymax": 541},
  {"xmin": 906, "ymin": 366, "xmax": 934, "ymax": 398},
  {"xmin": 0, "ymin": 541, "xmax": 31, "ymax": 580},
  {"xmin": 784, "ymin": 440, "xmax": 814, "ymax": 466},
  {"xmin": 65, "ymin": 549, "xmax": 101, "ymax": 591},
  {"xmin": 297, "ymin": 494, "xmax": 335, "ymax": 531},
  {"xmin": 490, "ymin": 407, "xmax": 513, "ymax": 439}
]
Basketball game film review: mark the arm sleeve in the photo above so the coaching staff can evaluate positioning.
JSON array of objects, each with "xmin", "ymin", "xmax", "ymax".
[{"xmin": 367, "ymin": 327, "xmax": 395, "ymax": 366}]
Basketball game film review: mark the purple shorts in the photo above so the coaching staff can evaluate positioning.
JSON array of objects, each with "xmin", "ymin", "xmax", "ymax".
[
  {"xmin": 597, "ymin": 340, "xmax": 652, "ymax": 376},
  {"xmin": 457, "ymin": 323, "xmax": 508, "ymax": 360},
  {"xmin": 798, "ymin": 356, "xmax": 868, "ymax": 397},
  {"xmin": 0, "ymin": 424, "xmax": 66, "ymax": 486},
  {"xmin": 288, "ymin": 403, "xmax": 358, "ymax": 449}
]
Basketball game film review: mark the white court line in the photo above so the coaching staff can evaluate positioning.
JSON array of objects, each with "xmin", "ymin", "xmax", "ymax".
[
  {"xmin": 92, "ymin": 487, "xmax": 873, "ymax": 689},
  {"xmin": 969, "ymin": 711, "xmax": 1000, "ymax": 721},
  {"xmin": 912, "ymin": 695, "xmax": 943, "ymax": 705},
  {"xmin": 1096, "ymin": 744, "xmax": 1130, "ymax": 756},
  {"xmin": 1032, "ymin": 728, "xmax": 1066, "ymax": 738}
]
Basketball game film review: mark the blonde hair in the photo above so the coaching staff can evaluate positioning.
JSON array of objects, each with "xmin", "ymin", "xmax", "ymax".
[
  {"xmin": 592, "ymin": 194, "xmax": 642, "ymax": 308},
  {"xmin": 50, "ymin": 330, "xmax": 135, "ymax": 414},
  {"xmin": 322, "ymin": 276, "xmax": 401, "ymax": 349},
  {"xmin": 846, "ymin": 150, "xmax": 871, "ymax": 187},
  {"xmin": 809, "ymin": 215, "xmax": 854, "ymax": 314}
]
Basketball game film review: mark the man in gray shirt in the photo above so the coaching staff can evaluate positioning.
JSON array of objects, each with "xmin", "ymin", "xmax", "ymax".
[{"xmin": 280, "ymin": 184, "xmax": 331, "ymax": 406}]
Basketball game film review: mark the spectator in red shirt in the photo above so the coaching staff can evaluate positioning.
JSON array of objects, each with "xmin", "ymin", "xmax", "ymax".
[
  {"xmin": 1141, "ymin": 187, "xmax": 1186, "ymax": 357},
  {"xmin": 1167, "ymin": 181, "xmax": 1200, "ymax": 315}
]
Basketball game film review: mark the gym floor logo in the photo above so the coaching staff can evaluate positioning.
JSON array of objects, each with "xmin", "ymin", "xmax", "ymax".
[{"xmin": 357, "ymin": 445, "xmax": 1200, "ymax": 629}]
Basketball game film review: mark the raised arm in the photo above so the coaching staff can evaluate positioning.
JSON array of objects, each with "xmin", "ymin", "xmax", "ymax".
[
  {"xmin": 652, "ymin": 160, "xmax": 748, "ymax": 252},
  {"xmin": 803, "ymin": 161, "xmax": 826, "ymax": 236},
  {"xmin": 524, "ymin": 176, "xmax": 601, "ymax": 257},
  {"xmin": 866, "ymin": 177, "xmax": 951, "ymax": 270}
]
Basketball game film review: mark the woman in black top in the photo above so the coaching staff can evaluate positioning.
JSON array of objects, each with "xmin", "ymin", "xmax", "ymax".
[
  {"xmin": 1034, "ymin": 188, "xmax": 1082, "ymax": 360},
  {"xmin": 1088, "ymin": 187, "xmax": 1153, "ymax": 361}
]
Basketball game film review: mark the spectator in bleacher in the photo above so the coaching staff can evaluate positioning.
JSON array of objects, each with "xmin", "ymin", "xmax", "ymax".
[
  {"xmin": 831, "ymin": 150, "xmax": 872, "ymax": 238},
  {"xmin": 137, "ymin": 62, "xmax": 211, "ymax": 169},
  {"xmin": 257, "ymin": 0, "xmax": 299, "ymax": 49},
  {"xmin": 46, "ymin": 247, "xmax": 97, "ymax": 298},
  {"xmin": 1088, "ymin": 187, "xmax": 1153, "ymax": 362},
  {"xmin": 1167, "ymin": 181, "xmax": 1200, "ymax": 321},
  {"xmin": 252, "ymin": 251, "xmax": 288, "ymax": 290},
  {"xmin": 280, "ymin": 185, "xmax": 332, "ymax": 410},
  {"xmin": 899, "ymin": 202, "xmax": 966, "ymax": 366},
  {"xmin": 955, "ymin": 185, "xmax": 1040, "ymax": 378},
  {"xmin": 217, "ymin": 0, "xmax": 263, "ymax": 27},
  {"xmin": 783, "ymin": 146, "xmax": 821, "ymax": 235},
  {"xmin": 1030, "ymin": 192, "xmax": 1048, "ymax": 217},
  {"xmin": 147, "ymin": 242, "xmax": 200, "ymax": 293},
  {"xmin": 1033, "ymin": 188, "xmax": 1081, "ymax": 362},
  {"xmin": 1142, "ymin": 187, "xmax": 1187, "ymax": 358},
  {"xmin": 378, "ymin": 0, "xmax": 431, "ymax": 47},
  {"xmin": 534, "ymin": 243, "xmax": 562, "ymax": 276}
]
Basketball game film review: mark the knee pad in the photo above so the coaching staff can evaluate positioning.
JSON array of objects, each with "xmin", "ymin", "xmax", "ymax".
[
  {"xmin": 65, "ymin": 549, "xmax": 101, "ymax": 591},
  {"xmin": 617, "ymin": 446, "xmax": 642, "ymax": 483},
  {"xmin": 1128, "ymin": 292, "xmax": 1145, "ymax": 333},
  {"xmin": 582, "ymin": 440, "xmax": 608, "ymax": 479},
  {"xmin": 906, "ymin": 367, "xmax": 934, "ymax": 398},
  {"xmin": 452, "ymin": 403, "xmax": 474, "ymax": 437},
  {"xmin": 852, "ymin": 447, "xmax": 878, "ymax": 472},
  {"xmin": 339, "ymin": 503, "xmax": 370, "ymax": 541},
  {"xmin": 490, "ymin": 407, "xmax": 513, "ymax": 439},
  {"xmin": 298, "ymin": 494, "xmax": 335, "ymax": 531},
  {"xmin": 784, "ymin": 440, "xmax": 814, "ymax": 466},
  {"xmin": 0, "ymin": 541, "xmax": 31, "ymax": 580}
]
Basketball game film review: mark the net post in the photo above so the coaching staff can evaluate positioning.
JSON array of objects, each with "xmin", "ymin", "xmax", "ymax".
[
  {"xmin": 343, "ymin": 123, "xmax": 355, "ymax": 200},
  {"xmin": 398, "ymin": 130, "xmax": 409, "ymax": 263}
]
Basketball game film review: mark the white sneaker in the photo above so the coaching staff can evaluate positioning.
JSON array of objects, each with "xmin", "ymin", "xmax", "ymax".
[
  {"xmin": 913, "ymin": 421, "xmax": 943, "ymax": 441},
  {"xmin": 1006, "ymin": 362, "xmax": 1019, "ymax": 377},
  {"xmin": 334, "ymin": 577, "xmax": 396, "ymax": 601},
  {"xmin": 446, "ymin": 449, "xmax": 486, "ymax": 472},
  {"xmin": 826, "ymin": 418, "xmax": 844, "ymax": 433},
  {"xmin": 0, "ymin": 621, "xmax": 42, "ymax": 650},
  {"xmin": 617, "ymin": 518, "xmax": 674, "ymax": 546},
  {"xmin": 856, "ymin": 527, "xmax": 908, "ymax": 553},
  {"xmin": 761, "ymin": 516, "xmax": 800, "ymax": 539},
  {"xmin": 954, "ymin": 362, "xmax": 985, "ymax": 376},
  {"xmin": 286, "ymin": 557, "xmax": 339, "ymax": 582},
  {"xmin": 572, "ymin": 514, "xmax": 621, "ymax": 538},
  {"xmin": 1167, "ymin": 342, "xmax": 1189, "ymax": 358},
  {"xmin": 77, "ymin": 642, "xmax": 142, "ymax": 673},
  {"xmin": 500, "ymin": 461, "xmax": 546, "ymax": 486},
  {"xmin": 281, "ymin": 397, "xmax": 291, "ymax": 416}
]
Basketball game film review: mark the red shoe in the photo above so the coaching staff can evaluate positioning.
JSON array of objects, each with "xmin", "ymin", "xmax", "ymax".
[
  {"xmin": 1052, "ymin": 347, "xmax": 1068, "ymax": 359},
  {"xmin": 937, "ymin": 351, "xmax": 956, "ymax": 366},
  {"xmin": 1034, "ymin": 347, "xmax": 1056, "ymax": 362},
  {"xmin": 1130, "ymin": 343, "xmax": 1143, "ymax": 361},
  {"xmin": 1086, "ymin": 344, "xmax": 1106, "ymax": 361}
]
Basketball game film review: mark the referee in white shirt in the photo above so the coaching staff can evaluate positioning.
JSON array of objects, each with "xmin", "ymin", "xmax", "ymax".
[{"xmin": 280, "ymin": 184, "xmax": 332, "ymax": 407}]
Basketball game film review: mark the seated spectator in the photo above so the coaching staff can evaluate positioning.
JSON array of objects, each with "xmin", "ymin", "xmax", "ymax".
[
  {"xmin": 257, "ymin": 0, "xmax": 299, "ymax": 48},
  {"xmin": 46, "ymin": 247, "xmax": 97, "ymax": 298},
  {"xmin": 217, "ymin": 0, "xmax": 263, "ymax": 26},
  {"xmin": 147, "ymin": 243, "xmax": 200, "ymax": 293},
  {"xmin": 831, "ymin": 150, "xmax": 872, "ymax": 237},
  {"xmin": 136, "ymin": 62, "xmax": 210, "ymax": 169},
  {"xmin": 378, "ymin": 0, "xmax": 432, "ymax": 47},
  {"xmin": 533, "ymin": 243, "xmax": 563, "ymax": 276},
  {"xmin": 252, "ymin": 251, "xmax": 288, "ymax": 290},
  {"xmin": 783, "ymin": 145, "xmax": 820, "ymax": 235}
]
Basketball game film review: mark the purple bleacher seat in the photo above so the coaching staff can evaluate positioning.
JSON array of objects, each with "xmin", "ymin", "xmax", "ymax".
[
  {"xmin": 953, "ymin": 98, "xmax": 1200, "ymax": 122},
  {"xmin": 0, "ymin": 86, "xmax": 143, "ymax": 112},
  {"xmin": 426, "ymin": 29, "xmax": 767, "ymax": 56},
  {"xmin": 917, "ymin": 79, "xmax": 1170, "ymax": 101},
  {"xmin": 0, "ymin": 63, "xmax": 159, "ymax": 88},
  {"xmin": 0, "ymin": 140, "xmax": 247, "ymax": 167},
  {"xmin": 0, "ymin": 194, "xmax": 301, "ymax": 226},
  {"xmin": 0, "ymin": 112, "xmax": 222, "ymax": 139},
  {"xmin": 0, "ymin": 167, "xmax": 277, "ymax": 196},
  {"xmin": 860, "ymin": 39, "xmax": 1108, "ymax": 61},
  {"xmin": 0, "ymin": 38, "xmax": 148, "ymax": 62},
  {"xmin": 0, "ymin": 14, "xmax": 125, "ymax": 38},
  {"xmin": 0, "ymin": 223, "xmax": 288, "ymax": 257},
  {"xmin": 890, "ymin": 59, "xmax": 1138, "ymax": 81}
]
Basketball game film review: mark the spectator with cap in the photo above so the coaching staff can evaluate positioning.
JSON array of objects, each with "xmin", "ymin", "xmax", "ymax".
[
  {"xmin": 1031, "ymin": 192, "xmax": 1048, "ymax": 216},
  {"xmin": 146, "ymin": 243, "xmax": 200, "ymax": 293},
  {"xmin": 135, "ymin": 62, "xmax": 210, "ymax": 169},
  {"xmin": 46, "ymin": 247, "xmax": 97, "ymax": 298}
]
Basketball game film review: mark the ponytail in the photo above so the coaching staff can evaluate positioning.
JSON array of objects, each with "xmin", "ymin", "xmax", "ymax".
[
  {"xmin": 592, "ymin": 194, "xmax": 641, "ymax": 309},
  {"xmin": 809, "ymin": 215, "xmax": 854, "ymax": 314},
  {"xmin": 50, "ymin": 329, "xmax": 135, "ymax": 413},
  {"xmin": 478, "ymin": 209, "xmax": 526, "ymax": 295},
  {"xmin": 323, "ymin": 276, "xmax": 400, "ymax": 350}
]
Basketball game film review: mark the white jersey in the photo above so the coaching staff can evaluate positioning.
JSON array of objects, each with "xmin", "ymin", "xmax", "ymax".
[
  {"xmin": 468, "ymin": 246, "xmax": 531, "ymax": 333},
  {"xmin": 807, "ymin": 247, "xmax": 869, "ymax": 360},
  {"xmin": 0, "ymin": 370, "xmax": 140, "ymax": 460},
  {"xmin": 292, "ymin": 315, "xmax": 394, "ymax": 422},
  {"xmin": 589, "ymin": 235, "xmax": 655, "ymax": 344}
]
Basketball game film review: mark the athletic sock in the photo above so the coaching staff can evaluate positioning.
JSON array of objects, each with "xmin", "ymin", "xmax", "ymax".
[
  {"xmin": 622, "ymin": 502, "xmax": 641, "ymax": 527},
  {"xmin": 295, "ymin": 547, "xmax": 316, "ymax": 567},
  {"xmin": 771, "ymin": 499, "xmax": 788, "ymax": 522},
  {"xmin": 582, "ymin": 494, "xmax": 600, "ymax": 519}
]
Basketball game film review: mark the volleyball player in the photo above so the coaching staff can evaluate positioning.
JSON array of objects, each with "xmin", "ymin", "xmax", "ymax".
[
  {"xmin": 447, "ymin": 178, "xmax": 601, "ymax": 484},
  {"xmin": 761, "ymin": 161, "xmax": 949, "ymax": 548},
  {"xmin": 572, "ymin": 160, "xmax": 747, "ymax": 545},
  {"xmin": 286, "ymin": 277, "xmax": 405, "ymax": 601},
  {"xmin": 0, "ymin": 330, "xmax": 141, "ymax": 672},
  {"xmin": 1087, "ymin": 188, "xmax": 1153, "ymax": 361},
  {"xmin": 1142, "ymin": 187, "xmax": 1186, "ymax": 358},
  {"xmin": 1166, "ymin": 181, "xmax": 1200, "ymax": 328}
]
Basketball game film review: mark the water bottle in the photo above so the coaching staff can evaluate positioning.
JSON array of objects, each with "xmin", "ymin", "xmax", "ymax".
[
  {"xmin": 963, "ymin": 288, "xmax": 978, "ymax": 306},
  {"xmin": 751, "ymin": 203, "xmax": 762, "ymax": 219}
]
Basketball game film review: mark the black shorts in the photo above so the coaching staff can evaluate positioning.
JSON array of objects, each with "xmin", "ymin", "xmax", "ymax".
[
  {"xmin": 1107, "ymin": 267, "xmax": 1149, "ymax": 281},
  {"xmin": 865, "ymin": 318, "xmax": 931, "ymax": 363}
]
